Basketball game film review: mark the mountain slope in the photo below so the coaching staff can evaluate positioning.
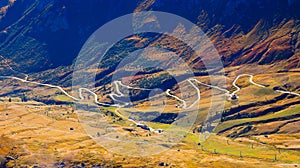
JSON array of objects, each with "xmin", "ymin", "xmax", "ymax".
[
  {"xmin": 0, "ymin": 0, "xmax": 139, "ymax": 72},
  {"xmin": 1, "ymin": 0, "xmax": 300, "ymax": 74}
]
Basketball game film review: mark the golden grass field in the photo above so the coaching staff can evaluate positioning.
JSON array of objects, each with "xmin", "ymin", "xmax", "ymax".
[{"xmin": 0, "ymin": 101, "xmax": 299, "ymax": 167}]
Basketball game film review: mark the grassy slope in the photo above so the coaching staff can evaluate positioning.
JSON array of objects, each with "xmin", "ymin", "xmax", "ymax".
[{"xmin": 215, "ymin": 105, "xmax": 300, "ymax": 133}]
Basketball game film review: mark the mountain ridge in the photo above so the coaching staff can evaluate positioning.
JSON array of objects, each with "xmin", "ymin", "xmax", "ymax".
[{"xmin": 0, "ymin": 0, "xmax": 299, "ymax": 85}]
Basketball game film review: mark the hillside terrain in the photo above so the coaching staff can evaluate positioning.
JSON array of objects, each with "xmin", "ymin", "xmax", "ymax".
[
  {"xmin": 0, "ymin": 0, "xmax": 300, "ymax": 167},
  {"xmin": 0, "ymin": 0, "xmax": 300, "ymax": 74}
]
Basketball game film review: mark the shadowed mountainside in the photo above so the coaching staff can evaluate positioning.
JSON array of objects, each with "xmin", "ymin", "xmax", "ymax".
[{"xmin": 0, "ymin": 0, "xmax": 299, "ymax": 74}]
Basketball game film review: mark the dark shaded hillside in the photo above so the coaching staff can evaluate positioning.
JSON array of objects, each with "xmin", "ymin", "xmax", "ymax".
[
  {"xmin": 0, "ymin": 0, "xmax": 300, "ymax": 74},
  {"xmin": 147, "ymin": 0, "xmax": 300, "ymax": 32},
  {"xmin": 0, "ymin": 0, "xmax": 139, "ymax": 72}
]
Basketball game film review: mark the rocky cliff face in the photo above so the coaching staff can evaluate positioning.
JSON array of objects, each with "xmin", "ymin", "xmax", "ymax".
[{"xmin": 0, "ymin": 0, "xmax": 299, "ymax": 74}]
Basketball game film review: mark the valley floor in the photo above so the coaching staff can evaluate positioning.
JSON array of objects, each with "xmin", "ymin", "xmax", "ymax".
[
  {"xmin": 0, "ymin": 65, "xmax": 300, "ymax": 167},
  {"xmin": 0, "ymin": 101, "xmax": 299, "ymax": 167}
]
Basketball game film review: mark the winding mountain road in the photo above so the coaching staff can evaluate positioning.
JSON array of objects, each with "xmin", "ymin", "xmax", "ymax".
[
  {"xmin": 166, "ymin": 89, "xmax": 187, "ymax": 108},
  {"xmin": 274, "ymin": 89, "xmax": 300, "ymax": 96},
  {"xmin": 0, "ymin": 76, "xmax": 114, "ymax": 106},
  {"xmin": 1, "ymin": 73, "xmax": 299, "ymax": 110},
  {"xmin": 0, "ymin": 55, "xmax": 28, "ymax": 80},
  {"xmin": 231, "ymin": 74, "xmax": 300, "ymax": 97},
  {"xmin": 1, "ymin": 56, "xmax": 300, "ymax": 133},
  {"xmin": 231, "ymin": 74, "xmax": 266, "ymax": 96},
  {"xmin": 166, "ymin": 79, "xmax": 201, "ymax": 109}
]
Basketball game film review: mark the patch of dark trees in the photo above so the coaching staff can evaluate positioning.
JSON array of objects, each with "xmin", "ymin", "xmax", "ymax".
[{"xmin": 151, "ymin": 113, "xmax": 178, "ymax": 124}]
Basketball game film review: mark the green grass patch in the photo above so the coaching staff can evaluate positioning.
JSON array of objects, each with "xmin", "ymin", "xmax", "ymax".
[
  {"xmin": 147, "ymin": 122, "xmax": 171, "ymax": 130},
  {"xmin": 253, "ymin": 87, "xmax": 276, "ymax": 96},
  {"xmin": 54, "ymin": 95, "xmax": 74, "ymax": 102},
  {"xmin": 214, "ymin": 105, "xmax": 300, "ymax": 133},
  {"xmin": 201, "ymin": 135, "xmax": 300, "ymax": 163},
  {"xmin": 182, "ymin": 132, "xmax": 201, "ymax": 144},
  {"xmin": 100, "ymin": 106, "xmax": 117, "ymax": 112}
]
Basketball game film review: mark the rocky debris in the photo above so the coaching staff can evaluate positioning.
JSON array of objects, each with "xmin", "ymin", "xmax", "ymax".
[
  {"xmin": 91, "ymin": 164, "xmax": 103, "ymax": 168},
  {"xmin": 158, "ymin": 162, "xmax": 165, "ymax": 166},
  {"xmin": 32, "ymin": 166, "xmax": 41, "ymax": 168},
  {"xmin": 158, "ymin": 162, "xmax": 169, "ymax": 167},
  {"xmin": 55, "ymin": 161, "xmax": 66, "ymax": 168}
]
